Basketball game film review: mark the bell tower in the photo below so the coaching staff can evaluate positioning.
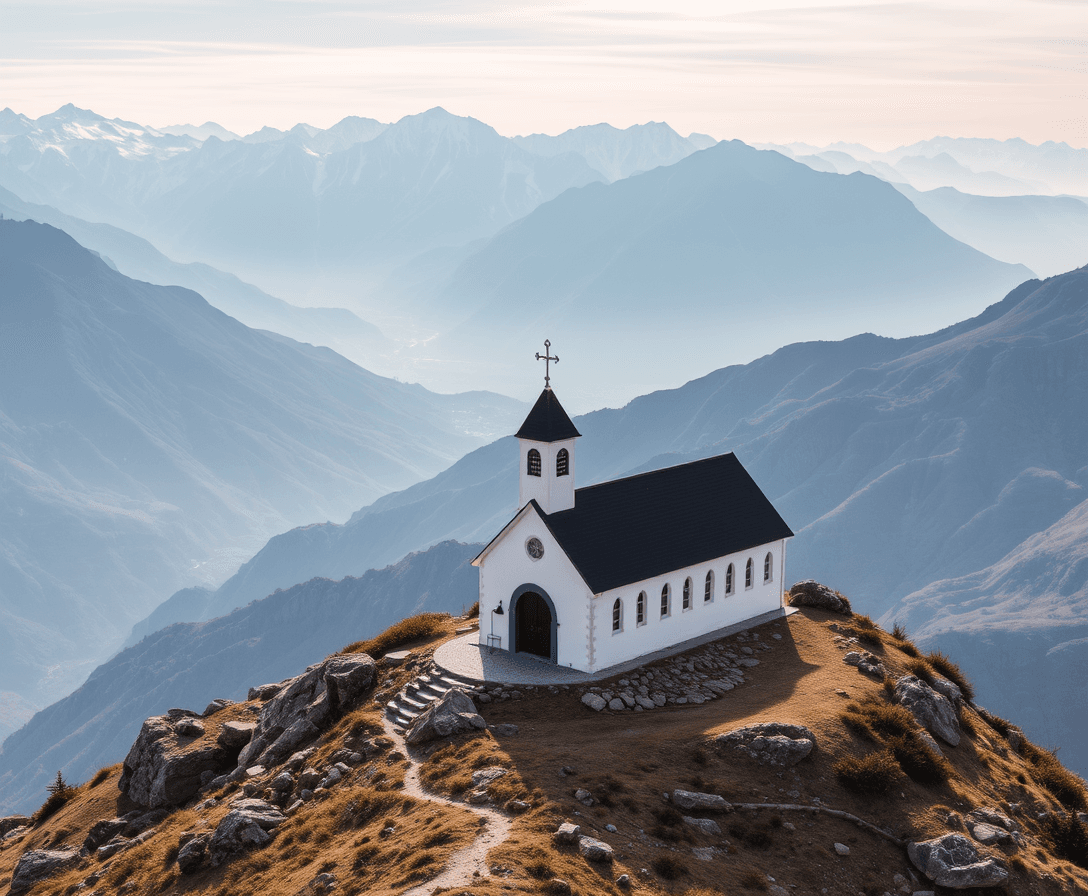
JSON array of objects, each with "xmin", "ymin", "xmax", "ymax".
[{"xmin": 516, "ymin": 341, "xmax": 580, "ymax": 514}]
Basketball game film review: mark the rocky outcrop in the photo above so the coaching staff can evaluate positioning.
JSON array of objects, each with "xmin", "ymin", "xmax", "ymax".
[
  {"xmin": 208, "ymin": 799, "xmax": 286, "ymax": 866},
  {"xmin": 788, "ymin": 581, "xmax": 850, "ymax": 614},
  {"xmin": 237, "ymin": 654, "xmax": 376, "ymax": 768},
  {"xmin": 0, "ymin": 815, "xmax": 30, "ymax": 836},
  {"xmin": 218, "ymin": 721, "xmax": 255, "ymax": 750},
  {"xmin": 83, "ymin": 818, "xmax": 128, "ymax": 851},
  {"xmin": 405, "ymin": 688, "xmax": 486, "ymax": 745},
  {"xmin": 177, "ymin": 835, "xmax": 210, "ymax": 874},
  {"xmin": 907, "ymin": 833, "xmax": 1008, "ymax": 889},
  {"xmin": 119, "ymin": 714, "xmax": 234, "ymax": 808},
  {"xmin": 716, "ymin": 722, "xmax": 816, "ymax": 766},
  {"xmin": 894, "ymin": 676, "xmax": 961, "ymax": 746},
  {"xmin": 10, "ymin": 848, "xmax": 81, "ymax": 894},
  {"xmin": 578, "ymin": 835, "xmax": 614, "ymax": 862}
]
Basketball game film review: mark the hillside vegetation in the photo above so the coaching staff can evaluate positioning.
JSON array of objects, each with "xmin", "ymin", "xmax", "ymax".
[{"xmin": 3, "ymin": 598, "xmax": 1086, "ymax": 896}]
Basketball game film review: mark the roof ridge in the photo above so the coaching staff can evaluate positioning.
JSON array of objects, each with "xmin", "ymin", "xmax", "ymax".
[{"xmin": 567, "ymin": 452, "xmax": 737, "ymax": 500}]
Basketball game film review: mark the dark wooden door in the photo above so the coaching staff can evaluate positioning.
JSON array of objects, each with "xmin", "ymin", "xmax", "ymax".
[{"xmin": 516, "ymin": 592, "xmax": 552, "ymax": 659}]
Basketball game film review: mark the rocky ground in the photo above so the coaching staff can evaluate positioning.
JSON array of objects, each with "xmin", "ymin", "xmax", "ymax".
[{"xmin": 2, "ymin": 590, "xmax": 1087, "ymax": 896}]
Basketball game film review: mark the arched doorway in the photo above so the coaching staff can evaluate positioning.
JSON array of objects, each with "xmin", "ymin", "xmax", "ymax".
[{"xmin": 509, "ymin": 584, "xmax": 557, "ymax": 662}]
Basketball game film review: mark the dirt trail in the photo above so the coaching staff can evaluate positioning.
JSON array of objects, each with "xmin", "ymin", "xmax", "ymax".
[{"xmin": 383, "ymin": 715, "xmax": 513, "ymax": 896}]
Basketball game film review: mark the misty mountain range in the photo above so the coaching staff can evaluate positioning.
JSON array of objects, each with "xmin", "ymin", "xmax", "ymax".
[{"xmin": 0, "ymin": 219, "xmax": 521, "ymax": 718}]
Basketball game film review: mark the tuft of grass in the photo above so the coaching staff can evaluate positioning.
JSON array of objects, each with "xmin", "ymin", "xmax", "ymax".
[
  {"xmin": 728, "ymin": 822, "xmax": 774, "ymax": 850},
  {"xmin": 926, "ymin": 650, "xmax": 975, "ymax": 701},
  {"xmin": 886, "ymin": 734, "xmax": 951, "ymax": 785},
  {"xmin": 651, "ymin": 806, "xmax": 694, "ymax": 843},
  {"xmin": 652, "ymin": 855, "xmax": 688, "ymax": 880},
  {"xmin": 1022, "ymin": 743, "xmax": 1088, "ymax": 812},
  {"xmin": 898, "ymin": 639, "xmax": 921, "ymax": 658},
  {"xmin": 88, "ymin": 766, "xmax": 112, "ymax": 787},
  {"xmin": 466, "ymin": 601, "xmax": 480, "ymax": 619},
  {"xmin": 891, "ymin": 621, "xmax": 907, "ymax": 640},
  {"xmin": 834, "ymin": 749, "xmax": 901, "ymax": 795},
  {"xmin": 842, "ymin": 698, "xmax": 917, "ymax": 741},
  {"xmin": 738, "ymin": 868, "xmax": 770, "ymax": 891},
  {"xmin": 343, "ymin": 612, "xmax": 449, "ymax": 658},
  {"xmin": 1043, "ymin": 812, "xmax": 1088, "ymax": 869}
]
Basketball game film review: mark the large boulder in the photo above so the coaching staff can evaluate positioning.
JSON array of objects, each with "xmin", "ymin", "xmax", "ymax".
[
  {"xmin": 788, "ymin": 581, "xmax": 850, "ymax": 614},
  {"xmin": 671, "ymin": 790, "xmax": 731, "ymax": 812},
  {"xmin": 894, "ymin": 676, "xmax": 961, "ymax": 746},
  {"xmin": 10, "ymin": 849, "xmax": 81, "ymax": 894},
  {"xmin": 0, "ymin": 815, "xmax": 30, "ymax": 837},
  {"xmin": 237, "ymin": 654, "xmax": 376, "ymax": 769},
  {"xmin": 405, "ymin": 688, "xmax": 486, "ymax": 745},
  {"xmin": 208, "ymin": 799, "xmax": 286, "ymax": 866},
  {"xmin": 217, "ymin": 721, "xmax": 256, "ymax": 751},
  {"xmin": 907, "ymin": 833, "xmax": 1008, "ymax": 889},
  {"xmin": 716, "ymin": 722, "xmax": 816, "ymax": 766},
  {"xmin": 578, "ymin": 836, "xmax": 614, "ymax": 863},
  {"xmin": 84, "ymin": 818, "xmax": 128, "ymax": 851},
  {"xmin": 119, "ymin": 715, "xmax": 234, "ymax": 808}
]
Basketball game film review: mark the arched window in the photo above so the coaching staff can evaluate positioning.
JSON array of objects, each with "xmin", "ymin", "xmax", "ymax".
[
  {"xmin": 764, "ymin": 552, "xmax": 773, "ymax": 583},
  {"xmin": 636, "ymin": 591, "xmax": 646, "ymax": 625},
  {"xmin": 683, "ymin": 577, "xmax": 692, "ymax": 610},
  {"xmin": 527, "ymin": 448, "xmax": 541, "ymax": 477},
  {"xmin": 745, "ymin": 558, "xmax": 753, "ymax": 588},
  {"xmin": 556, "ymin": 448, "xmax": 569, "ymax": 477},
  {"xmin": 725, "ymin": 563, "xmax": 734, "ymax": 594},
  {"xmin": 704, "ymin": 571, "xmax": 713, "ymax": 602},
  {"xmin": 612, "ymin": 598, "xmax": 622, "ymax": 632},
  {"xmin": 660, "ymin": 584, "xmax": 670, "ymax": 618}
]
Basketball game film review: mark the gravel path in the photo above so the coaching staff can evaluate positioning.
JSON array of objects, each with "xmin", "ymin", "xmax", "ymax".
[{"xmin": 383, "ymin": 715, "xmax": 513, "ymax": 896}]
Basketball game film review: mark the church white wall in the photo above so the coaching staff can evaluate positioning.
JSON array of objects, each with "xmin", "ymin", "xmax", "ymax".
[
  {"xmin": 591, "ymin": 539, "xmax": 788, "ymax": 672},
  {"xmin": 518, "ymin": 437, "xmax": 577, "ymax": 514},
  {"xmin": 476, "ymin": 508, "xmax": 593, "ymax": 669}
]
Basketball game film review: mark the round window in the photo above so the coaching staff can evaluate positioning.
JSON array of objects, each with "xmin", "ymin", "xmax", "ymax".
[{"xmin": 526, "ymin": 537, "xmax": 544, "ymax": 560}]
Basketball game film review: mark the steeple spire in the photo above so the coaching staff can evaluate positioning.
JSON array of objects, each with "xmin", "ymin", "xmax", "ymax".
[{"xmin": 535, "ymin": 339, "xmax": 558, "ymax": 389}]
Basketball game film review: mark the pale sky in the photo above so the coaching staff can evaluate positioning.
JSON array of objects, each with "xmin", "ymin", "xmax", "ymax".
[{"xmin": 2, "ymin": 0, "xmax": 1086, "ymax": 147}]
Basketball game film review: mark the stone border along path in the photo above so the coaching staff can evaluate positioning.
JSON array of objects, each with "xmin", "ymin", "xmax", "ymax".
[{"xmin": 382, "ymin": 712, "xmax": 512, "ymax": 896}]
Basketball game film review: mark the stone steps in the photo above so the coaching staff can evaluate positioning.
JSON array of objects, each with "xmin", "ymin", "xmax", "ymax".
[{"xmin": 385, "ymin": 663, "xmax": 481, "ymax": 735}]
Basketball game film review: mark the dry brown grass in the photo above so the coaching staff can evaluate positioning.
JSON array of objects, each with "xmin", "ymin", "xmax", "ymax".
[
  {"xmin": 833, "ymin": 749, "xmax": 902, "ymax": 795},
  {"xmin": 342, "ymin": 612, "xmax": 451, "ymax": 659},
  {"xmin": 925, "ymin": 650, "xmax": 975, "ymax": 701}
]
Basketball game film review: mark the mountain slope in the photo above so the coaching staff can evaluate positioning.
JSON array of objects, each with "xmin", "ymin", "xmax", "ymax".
[
  {"xmin": 0, "ymin": 219, "xmax": 512, "ymax": 706},
  {"xmin": 427, "ymin": 140, "xmax": 1033, "ymax": 402},
  {"xmin": 0, "ymin": 541, "xmax": 479, "ymax": 816}
]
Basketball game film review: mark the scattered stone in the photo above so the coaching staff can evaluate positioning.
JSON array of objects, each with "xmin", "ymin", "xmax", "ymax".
[
  {"xmin": 578, "ymin": 835, "xmax": 614, "ymax": 863},
  {"xmin": 834, "ymin": 842, "xmax": 850, "ymax": 856},
  {"xmin": 692, "ymin": 846, "xmax": 715, "ymax": 861},
  {"xmin": 968, "ymin": 808, "xmax": 1017, "ymax": 832},
  {"xmin": 788, "ymin": 580, "xmax": 850, "ymax": 614},
  {"xmin": 894, "ymin": 676, "xmax": 961, "ymax": 746},
  {"xmin": 202, "ymin": 698, "xmax": 233, "ymax": 716},
  {"xmin": 472, "ymin": 767, "xmax": 508, "ymax": 787},
  {"xmin": 605, "ymin": 823, "xmax": 618, "ymax": 833},
  {"xmin": 506, "ymin": 799, "xmax": 531, "ymax": 814},
  {"xmin": 581, "ymin": 693, "xmax": 607, "ymax": 711},
  {"xmin": 208, "ymin": 799, "xmax": 286, "ymax": 866},
  {"xmin": 271, "ymin": 771, "xmax": 294, "ymax": 792},
  {"xmin": 217, "ymin": 721, "xmax": 256, "ymax": 751},
  {"xmin": 405, "ymin": 688, "xmax": 486, "ymax": 745},
  {"xmin": 684, "ymin": 816, "xmax": 722, "ymax": 835},
  {"xmin": 548, "ymin": 878, "xmax": 573, "ymax": 896},
  {"xmin": 575, "ymin": 788, "xmax": 595, "ymax": 806},
  {"xmin": 968, "ymin": 822, "xmax": 1013, "ymax": 847},
  {"xmin": 672, "ymin": 790, "xmax": 731, "ymax": 812},
  {"xmin": 907, "ymin": 833, "xmax": 1008, "ymax": 889},
  {"xmin": 177, "ymin": 835, "xmax": 209, "ymax": 874},
  {"xmin": 302, "ymin": 872, "xmax": 338, "ymax": 893},
  {"xmin": 84, "ymin": 818, "xmax": 128, "ymax": 851},
  {"xmin": 247, "ymin": 683, "xmax": 283, "ymax": 701},
  {"xmin": 174, "ymin": 717, "xmax": 205, "ymax": 738},
  {"xmin": 608, "ymin": 698, "xmax": 626, "ymax": 711},
  {"xmin": 916, "ymin": 730, "xmax": 944, "ymax": 759},
  {"xmin": 491, "ymin": 723, "xmax": 519, "ymax": 736},
  {"xmin": 245, "ymin": 765, "xmax": 267, "ymax": 779},
  {"xmin": 10, "ymin": 849, "xmax": 81, "ymax": 894},
  {"xmin": 299, "ymin": 767, "xmax": 322, "ymax": 790},
  {"xmin": 467, "ymin": 789, "xmax": 491, "ymax": 804},
  {"xmin": 554, "ymin": 822, "xmax": 581, "ymax": 845},
  {"xmin": 383, "ymin": 650, "xmax": 412, "ymax": 666},
  {"xmin": 716, "ymin": 722, "xmax": 816, "ymax": 766},
  {"xmin": 616, "ymin": 873, "xmax": 632, "ymax": 888}
]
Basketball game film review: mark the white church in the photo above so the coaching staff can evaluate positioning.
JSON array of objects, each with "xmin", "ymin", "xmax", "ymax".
[{"xmin": 473, "ymin": 351, "xmax": 793, "ymax": 673}]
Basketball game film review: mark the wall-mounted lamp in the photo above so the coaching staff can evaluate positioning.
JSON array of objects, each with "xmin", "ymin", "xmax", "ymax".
[
  {"xmin": 488, "ymin": 600, "xmax": 504, "ymax": 653},
  {"xmin": 494, "ymin": 600, "xmax": 504, "ymax": 616}
]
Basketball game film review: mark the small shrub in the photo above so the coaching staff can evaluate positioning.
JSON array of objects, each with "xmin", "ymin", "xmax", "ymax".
[
  {"xmin": 904, "ymin": 657, "xmax": 933, "ymax": 682},
  {"xmin": 651, "ymin": 806, "xmax": 693, "ymax": 843},
  {"xmin": 652, "ymin": 855, "xmax": 688, "ymax": 880},
  {"xmin": 891, "ymin": 622, "xmax": 907, "ymax": 640},
  {"xmin": 834, "ymin": 749, "xmax": 901, "ymax": 795},
  {"xmin": 986, "ymin": 713, "xmax": 1013, "ymax": 737},
  {"xmin": 1043, "ymin": 812, "xmax": 1088, "ymax": 869},
  {"xmin": 898, "ymin": 640, "xmax": 921, "ymax": 658},
  {"xmin": 32, "ymin": 771, "xmax": 73, "ymax": 825},
  {"xmin": 342, "ymin": 613, "xmax": 448, "ymax": 658},
  {"xmin": 887, "ymin": 734, "xmax": 951, "ymax": 785},
  {"xmin": 466, "ymin": 601, "xmax": 480, "ymax": 619},
  {"xmin": 926, "ymin": 650, "xmax": 975, "ymax": 701},
  {"xmin": 738, "ymin": 867, "xmax": 769, "ymax": 891},
  {"xmin": 526, "ymin": 859, "xmax": 554, "ymax": 879}
]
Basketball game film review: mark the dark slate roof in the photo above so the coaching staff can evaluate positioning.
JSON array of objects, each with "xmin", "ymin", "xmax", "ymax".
[
  {"xmin": 535, "ymin": 453, "xmax": 793, "ymax": 594},
  {"xmin": 515, "ymin": 388, "xmax": 581, "ymax": 442}
]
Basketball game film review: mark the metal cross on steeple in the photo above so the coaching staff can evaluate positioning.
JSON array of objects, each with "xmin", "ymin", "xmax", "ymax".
[{"xmin": 535, "ymin": 339, "xmax": 559, "ymax": 388}]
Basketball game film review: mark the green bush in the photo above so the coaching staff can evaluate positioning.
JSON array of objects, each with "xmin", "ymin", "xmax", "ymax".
[{"xmin": 834, "ymin": 749, "xmax": 901, "ymax": 795}]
